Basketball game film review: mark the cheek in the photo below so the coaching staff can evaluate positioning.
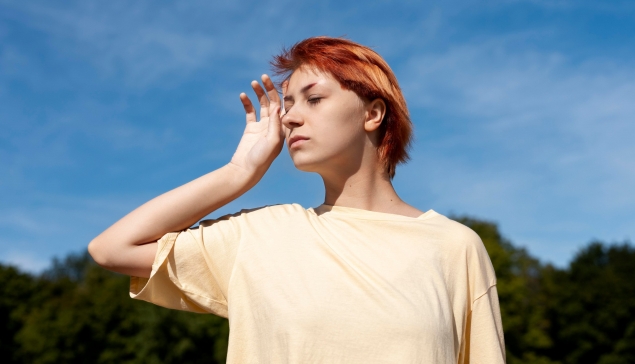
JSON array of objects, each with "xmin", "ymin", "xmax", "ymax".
[{"xmin": 324, "ymin": 104, "xmax": 366, "ymax": 143}]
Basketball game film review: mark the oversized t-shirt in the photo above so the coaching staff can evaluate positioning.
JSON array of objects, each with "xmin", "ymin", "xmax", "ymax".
[{"xmin": 130, "ymin": 203, "xmax": 506, "ymax": 363}]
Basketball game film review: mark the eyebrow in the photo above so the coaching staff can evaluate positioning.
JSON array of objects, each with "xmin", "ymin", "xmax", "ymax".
[{"xmin": 283, "ymin": 82, "xmax": 318, "ymax": 101}]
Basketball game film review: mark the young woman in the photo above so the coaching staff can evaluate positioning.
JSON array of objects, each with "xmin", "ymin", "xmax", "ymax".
[{"xmin": 88, "ymin": 36, "xmax": 506, "ymax": 363}]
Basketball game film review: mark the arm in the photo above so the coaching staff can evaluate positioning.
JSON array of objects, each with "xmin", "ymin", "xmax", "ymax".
[
  {"xmin": 462, "ymin": 285, "xmax": 506, "ymax": 364},
  {"xmin": 88, "ymin": 74, "xmax": 284, "ymax": 278}
]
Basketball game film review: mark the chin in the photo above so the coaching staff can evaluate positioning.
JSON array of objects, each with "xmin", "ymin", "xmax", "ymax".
[
  {"xmin": 290, "ymin": 153, "xmax": 325, "ymax": 174},
  {"xmin": 289, "ymin": 147, "xmax": 350, "ymax": 176},
  {"xmin": 292, "ymin": 160, "xmax": 320, "ymax": 173}
]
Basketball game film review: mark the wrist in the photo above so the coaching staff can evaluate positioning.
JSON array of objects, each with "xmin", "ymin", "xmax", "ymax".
[{"xmin": 223, "ymin": 162, "xmax": 265, "ymax": 189}]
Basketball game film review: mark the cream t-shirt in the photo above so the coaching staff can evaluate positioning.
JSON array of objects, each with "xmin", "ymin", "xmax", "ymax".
[{"xmin": 130, "ymin": 203, "xmax": 506, "ymax": 363}]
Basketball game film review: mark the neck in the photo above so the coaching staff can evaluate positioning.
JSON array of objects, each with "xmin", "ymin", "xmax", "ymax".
[
  {"xmin": 312, "ymin": 134, "xmax": 422, "ymax": 217},
  {"xmin": 320, "ymin": 164, "xmax": 404, "ymax": 212}
]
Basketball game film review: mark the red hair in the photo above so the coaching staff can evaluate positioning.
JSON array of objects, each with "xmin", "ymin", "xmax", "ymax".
[{"xmin": 271, "ymin": 36, "xmax": 413, "ymax": 180}]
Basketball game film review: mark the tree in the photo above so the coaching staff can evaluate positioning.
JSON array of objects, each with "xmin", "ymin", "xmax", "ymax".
[
  {"xmin": 0, "ymin": 265, "xmax": 38, "ymax": 362},
  {"xmin": 454, "ymin": 216, "xmax": 557, "ymax": 363},
  {"xmin": 546, "ymin": 242, "xmax": 635, "ymax": 364},
  {"xmin": 12, "ymin": 252, "xmax": 230, "ymax": 364},
  {"xmin": 2, "ymin": 221, "xmax": 634, "ymax": 363}
]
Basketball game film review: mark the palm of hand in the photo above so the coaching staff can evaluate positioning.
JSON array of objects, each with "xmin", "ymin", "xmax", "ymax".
[
  {"xmin": 231, "ymin": 115, "xmax": 282, "ymax": 172},
  {"xmin": 229, "ymin": 74, "xmax": 285, "ymax": 176}
]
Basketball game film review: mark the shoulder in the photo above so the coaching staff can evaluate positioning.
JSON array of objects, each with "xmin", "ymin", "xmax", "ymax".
[
  {"xmin": 239, "ymin": 203, "xmax": 308, "ymax": 218},
  {"xmin": 428, "ymin": 212, "xmax": 498, "ymax": 295},
  {"xmin": 202, "ymin": 203, "xmax": 309, "ymax": 225},
  {"xmin": 426, "ymin": 212, "xmax": 486, "ymax": 252},
  {"xmin": 428, "ymin": 212, "xmax": 494, "ymax": 269},
  {"xmin": 196, "ymin": 204, "xmax": 310, "ymax": 243}
]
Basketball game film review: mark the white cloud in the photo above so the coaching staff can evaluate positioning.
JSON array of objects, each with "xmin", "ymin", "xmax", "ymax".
[
  {"xmin": 1, "ymin": 1, "xmax": 222, "ymax": 88},
  {"xmin": 0, "ymin": 192, "xmax": 154, "ymax": 273},
  {"xmin": 1, "ymin": 0, "xmax": 633, "ymax": 269},
  {"xmin": 1, "ymin": 251, "xmax": 50, "ymax": 273},
  {"xmin": 396, "ymin": 33, "xmax": 635, "ymax": 265}
]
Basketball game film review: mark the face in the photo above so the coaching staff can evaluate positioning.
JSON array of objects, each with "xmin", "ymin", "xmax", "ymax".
[{"xmin": 281, "ymin": 67, "xmax": 370, "ymax": 176}]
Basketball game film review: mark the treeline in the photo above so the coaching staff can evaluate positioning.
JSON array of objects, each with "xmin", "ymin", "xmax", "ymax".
[{"xmin": 1, "ymin": 217, "xmax": 634, "ymax": 363}]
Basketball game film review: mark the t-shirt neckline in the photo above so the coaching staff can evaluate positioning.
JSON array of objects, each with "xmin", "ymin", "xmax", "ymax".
[{"xmin": 310, "ymin": 204, "xmax": 438, "ymax": 221}]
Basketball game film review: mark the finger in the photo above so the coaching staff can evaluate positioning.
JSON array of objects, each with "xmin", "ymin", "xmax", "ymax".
[
  {"xmin": 281, "ymin": 80, "xmax": 289, "ymax": 96},
  {"xmin": 261, "ymin": 74, "xmax": 280, "ymax": 106},
  {"xmin": 267, "ymin": 105, "xmax": 284, "ymax": 141},
  {"xmin": 278, "ymin": 98, "xmax": 289, "ymax": 140},
  {"xmin": 251, "ymin": 80, "xmax": 269, "ymax": 119},
  {"xmin": 239, "ymin": 93, "xmax": 257, "ymax": 124}
]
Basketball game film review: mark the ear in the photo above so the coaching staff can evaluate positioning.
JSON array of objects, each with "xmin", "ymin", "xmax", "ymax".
[{"xmin": 364, "ymin": 98, "xmax": 386, "ymax": 132}]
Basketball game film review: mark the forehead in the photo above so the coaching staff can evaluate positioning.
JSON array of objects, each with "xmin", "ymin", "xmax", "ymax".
[{"xmin": 284, "ymin": 66, "xmax": 339, "ymax": 94}]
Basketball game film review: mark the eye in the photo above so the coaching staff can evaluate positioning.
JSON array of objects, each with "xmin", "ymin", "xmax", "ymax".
[{"xmin": 308, "ymin": 97, "xmax": 322, "ymax": 105}]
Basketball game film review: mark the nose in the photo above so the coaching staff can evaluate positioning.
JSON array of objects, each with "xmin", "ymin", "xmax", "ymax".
[{"xmin": 281, "ymin": 106, "xmax": 304, "ymax": 131}]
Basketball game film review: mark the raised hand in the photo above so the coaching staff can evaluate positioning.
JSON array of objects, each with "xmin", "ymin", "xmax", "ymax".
[
  {"xmin": 229, "ymin": 74, "xmax": 285, "ymax": 179},
  {"xmin": 90, "ymin": 76, "xmax": 286, "ymax": 277}
]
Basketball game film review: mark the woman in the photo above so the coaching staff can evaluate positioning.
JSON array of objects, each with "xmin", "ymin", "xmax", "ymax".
[{"xmin": 89, "ymin": 36, "xmax": 506, "ymax": 363}]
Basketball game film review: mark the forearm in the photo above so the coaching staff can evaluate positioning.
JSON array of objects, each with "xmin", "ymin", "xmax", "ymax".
[
  {"xmin": 89, "ymin": 73, "xmax": 283, "ymax": 276},
  {"xmin": 88, "ymin": 163, "xmax": 259, "ymax": 270}
]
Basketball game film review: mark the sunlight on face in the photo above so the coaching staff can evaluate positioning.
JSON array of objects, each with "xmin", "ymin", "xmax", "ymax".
[{"xmin": 281, "ymin": 67, "xmax": 369, "ymax": 176}]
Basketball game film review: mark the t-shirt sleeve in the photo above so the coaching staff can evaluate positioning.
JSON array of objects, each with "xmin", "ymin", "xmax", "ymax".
[
  {"xmin": 463, "ymin": 285, "xmax": 506, "ymax": 363},
  {"xmin": 457, "ymin": 225, "xmax": 506, "ymax": 363},
  {"xmin": 129, "ymin": 210, "xmax": 248, "ymax": 318}
]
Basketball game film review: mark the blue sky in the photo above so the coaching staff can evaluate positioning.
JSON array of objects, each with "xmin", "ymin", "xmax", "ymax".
[{"xmin": 1, "ymin": 0, "xmax": 634, "ymax": 272}]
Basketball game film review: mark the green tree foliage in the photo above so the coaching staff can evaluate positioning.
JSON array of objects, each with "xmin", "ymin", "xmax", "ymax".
[
  {"xmin": 0, "ymin": 265, "xmax": 38, "ymax": 362},
  {"xmin": 455, "ymin": 216, "xmax": 635, "ymax": 364},
  {"xmin": 1, "ymin": 218, "xmax": 633, "ymax": 363},
  {"xmin": 455, "ymin": 216, "xmax": 556, "ymax": 364},
  {"xmin": 544, "ymin": 242, "xmax": 635, "ymax": 364},
  {"xmin": 4, "ymin": 253, "xmax": 229, "ymax": 364}
]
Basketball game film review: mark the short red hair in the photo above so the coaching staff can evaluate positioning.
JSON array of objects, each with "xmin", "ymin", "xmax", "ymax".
[{"xmin": 271, "ymin": 36, "xmax": 413, "ymax": 180}]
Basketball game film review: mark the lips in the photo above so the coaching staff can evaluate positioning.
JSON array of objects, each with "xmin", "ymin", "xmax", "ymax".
[{"xmin": 288, "ymin": 135, "xmax": 309, "ymax": 148}]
